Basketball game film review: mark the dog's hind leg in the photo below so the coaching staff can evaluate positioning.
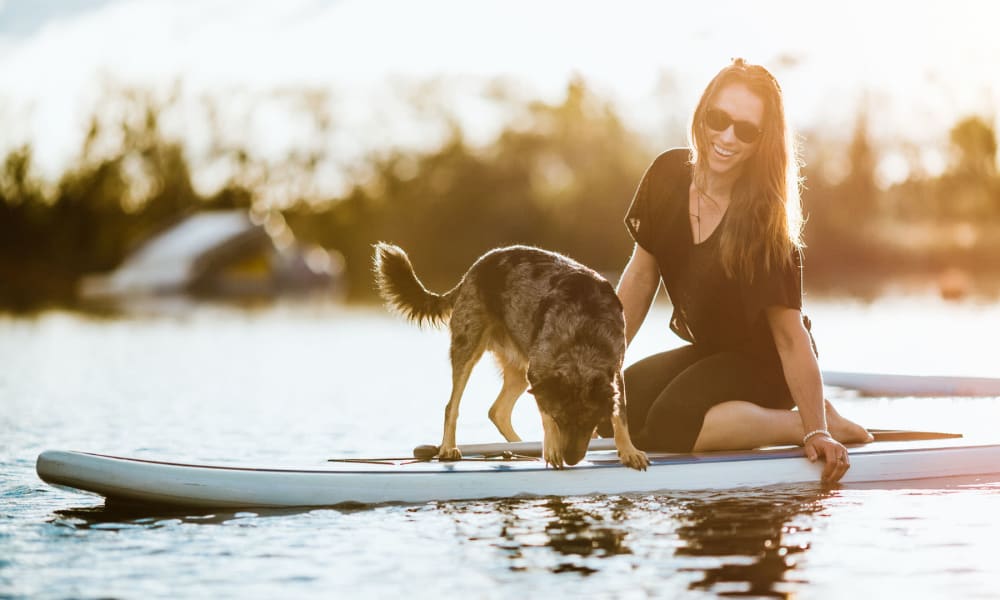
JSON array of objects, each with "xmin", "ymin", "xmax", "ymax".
[
  {"xmin": 488, "ymin": 363, "xmax": 528, "ymax": 442},
  {"xmin": 438, "ymin": 321, "xmax": 487, "ymax": 461}
]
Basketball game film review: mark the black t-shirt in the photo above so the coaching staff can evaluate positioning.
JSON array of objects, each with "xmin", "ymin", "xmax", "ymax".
[{"xmin": 625, "ymin": 148, "xmax": 805, "ymax": 368}]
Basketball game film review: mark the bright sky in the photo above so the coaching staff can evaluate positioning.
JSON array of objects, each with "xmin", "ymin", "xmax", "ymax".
[{"xmin": 1, "ymin": 0, "xmax": 999, "ymax": 192}]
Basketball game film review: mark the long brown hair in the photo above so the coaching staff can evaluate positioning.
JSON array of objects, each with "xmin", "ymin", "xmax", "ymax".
[{"xmin": 689, "ymin": 58, "xmax": 803, "ymax": 282}]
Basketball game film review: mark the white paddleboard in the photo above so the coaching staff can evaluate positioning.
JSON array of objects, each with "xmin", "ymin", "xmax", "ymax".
[
  {"xmin": 822, "ymin": 371, "xmax": 1000, "ymax": 396},
  {"xmin": 36, "ymin": 437, "xmax": 1000, "ymax": 508}
]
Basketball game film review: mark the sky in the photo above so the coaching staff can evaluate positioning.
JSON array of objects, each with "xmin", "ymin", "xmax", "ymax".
[{"xmin": 1, "ymin": 0, "xmax": 999, "ymax": 193}]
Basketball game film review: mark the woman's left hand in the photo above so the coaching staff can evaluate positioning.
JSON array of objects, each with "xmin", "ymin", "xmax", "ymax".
[{"xmin": 805, "ymin": 434, "xmax": 850, "ymax": 483}]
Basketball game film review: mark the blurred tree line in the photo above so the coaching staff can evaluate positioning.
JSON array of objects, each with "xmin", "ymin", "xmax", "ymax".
[
  {"xmin": 1, "ymin": 79, "xmax": 998, "ymax": 311},
  {"xmin": 802, "ymin": 112, "xmax": 999, "ymax": 296},
  {"xmin": 283, "ymin": 79, "xmax": 648, "ymax": 296}
]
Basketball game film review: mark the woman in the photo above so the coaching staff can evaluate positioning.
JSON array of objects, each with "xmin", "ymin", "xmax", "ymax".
[{"xmin": 615, "ymin": 58, "xmax": 871, "ymax": 484}]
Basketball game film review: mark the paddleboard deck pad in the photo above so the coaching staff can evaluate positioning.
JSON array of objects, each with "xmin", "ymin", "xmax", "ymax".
[{"xmin": 36, "ymin": 436, "xmax": 1000, "ymax": 508}]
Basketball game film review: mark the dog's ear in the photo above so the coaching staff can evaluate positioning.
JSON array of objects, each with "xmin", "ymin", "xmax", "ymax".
[
  {"xmin": 526, "ymin": 368, "xmax": 543, "ymax": 396},
  {"xmin": 588, "ymin": 376, "xmax": 618, "ymax": 404},
  {"xmin": 527, "ymin": 377, "xmax": 551, "ymax": 396},
  {"xmin": 528, "ymin": 369, "xmax": 563, "ymax": 397}
]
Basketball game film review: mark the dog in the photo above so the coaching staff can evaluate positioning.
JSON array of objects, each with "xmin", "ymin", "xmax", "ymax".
[{"xmin": 373, "ymin": 243, "xmax": 648, "ymax": 470}]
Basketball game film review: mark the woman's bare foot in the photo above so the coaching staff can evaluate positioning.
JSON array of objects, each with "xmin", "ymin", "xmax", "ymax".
[{"xmin": 825, "ymin": 399, "xmax": 874, "ymax": 444}]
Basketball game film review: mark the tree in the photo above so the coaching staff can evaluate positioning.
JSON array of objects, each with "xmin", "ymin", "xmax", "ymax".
[{"xmin": 949, "ymin": 116, "xmax": 997, "ymax": 177}]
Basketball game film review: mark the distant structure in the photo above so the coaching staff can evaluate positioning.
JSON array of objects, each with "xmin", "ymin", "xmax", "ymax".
[{"xmin": 79, "ymin": 210, "xmax": 342, "ymax": 301}]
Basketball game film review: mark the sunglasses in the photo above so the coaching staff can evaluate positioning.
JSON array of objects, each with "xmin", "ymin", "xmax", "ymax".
[{"xmin": 705, "ymin": 108, "xmax": 762, "ymax": 144}]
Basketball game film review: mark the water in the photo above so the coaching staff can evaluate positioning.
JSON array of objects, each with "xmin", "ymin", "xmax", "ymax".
[{"xmin": 2, "ymin": 299, "xmax": 1000, "ymax": 599}]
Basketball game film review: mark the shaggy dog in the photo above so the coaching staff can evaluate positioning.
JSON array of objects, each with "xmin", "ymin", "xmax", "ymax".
[{"xmin": 373, "ymin": 243, "xmax": 648, "ymax": 470}]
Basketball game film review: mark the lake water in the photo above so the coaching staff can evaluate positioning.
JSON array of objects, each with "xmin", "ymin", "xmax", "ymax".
[{"xmin": 2, "ymin": 299, "xmax": 1000, "ymax": 599}]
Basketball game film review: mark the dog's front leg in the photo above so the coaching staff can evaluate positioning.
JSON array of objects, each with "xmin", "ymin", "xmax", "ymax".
[
  {"xmin": 611, "ymin": 411, "xmax": 649, "ymax": 471},
  {"xmin": 612, "ymin": 372, "xmax": 649, "ymax": 471},
  {"xmin": 540, "ymin": 412, "xmax": 565, "ymax": 469}
]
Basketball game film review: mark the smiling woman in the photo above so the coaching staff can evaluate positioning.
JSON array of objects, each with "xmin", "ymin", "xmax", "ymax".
[
  {"xmin": 688, "ymin": 59, "xmax": 798, "ymax": 278},
  {"xmin": 613, "ymin": 58, "xmax": 872, "ymax": 484}
]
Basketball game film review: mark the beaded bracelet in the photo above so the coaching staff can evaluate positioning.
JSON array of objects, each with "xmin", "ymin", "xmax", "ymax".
[{"xmin": 802, "ymin": 429, "xmax": 831, "ymax": 445}]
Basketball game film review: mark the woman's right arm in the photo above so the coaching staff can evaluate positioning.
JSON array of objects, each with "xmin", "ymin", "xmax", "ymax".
[{"xmin": 616, "ymin": 244, "xmax": 661, "ymax": 345}]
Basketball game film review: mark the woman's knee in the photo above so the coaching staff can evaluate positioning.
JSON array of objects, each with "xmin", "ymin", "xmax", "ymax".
[
  {"xmin": 623, "ymin": 346, "xmax": 703, "ymax": 398},
  {"xmin": 622, "ymin": 346, "xmax": 704, "ymax": 428}
]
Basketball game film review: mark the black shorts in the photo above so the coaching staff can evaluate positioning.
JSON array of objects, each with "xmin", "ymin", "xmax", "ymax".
[{"xmin": 621, "ymin": 345, "xmax": 795, "ymax": 452}]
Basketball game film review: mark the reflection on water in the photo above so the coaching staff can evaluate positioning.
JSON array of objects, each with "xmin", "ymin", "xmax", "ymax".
[
  {"xmin": 50, "ymin": 503, "xmax": 311, "ymax": 530},
  {"xmin": 500, "ymin": 497, "xmax": 633, "ymax": 575},
  {"xmin": 543, "ymin": 498, "xmax": 630, "ymax": 568},
  {"xmin": 432, "ymin": 487, "xmax": 829, "ymax": 596},
  {"xmin": 675, "ymin": 488, "xmax": 828, "ymax": 597}
]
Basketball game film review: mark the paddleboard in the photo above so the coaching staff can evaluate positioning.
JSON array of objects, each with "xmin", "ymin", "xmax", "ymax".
[
  {"xmin": 36, "ymin": 435, "xmax": 1000, "ymax": 508},
  {"xmin": 822, "ymin": 371, "xmax": 1000, "ymax": 396}
]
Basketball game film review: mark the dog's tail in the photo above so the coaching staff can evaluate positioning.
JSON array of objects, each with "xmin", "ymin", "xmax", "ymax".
[{"xmin": 373, "ymin": 243, "xmax": 453, "ymax": 327}]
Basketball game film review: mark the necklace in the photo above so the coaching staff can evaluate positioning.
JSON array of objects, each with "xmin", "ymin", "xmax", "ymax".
[{"xmin": 690, "ymin": 186, "xmax": 722, "ymax": 244}]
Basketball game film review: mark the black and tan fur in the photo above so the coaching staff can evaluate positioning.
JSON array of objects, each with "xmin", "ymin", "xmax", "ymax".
[{"xmin": 373, "ymin": 243, "xmax": 649, "ymax": 470}]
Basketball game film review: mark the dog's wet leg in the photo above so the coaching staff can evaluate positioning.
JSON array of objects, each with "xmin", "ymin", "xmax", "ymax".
[{"xmin": 488, "ymin": 364, "xmax": 528, "ymax": 442}]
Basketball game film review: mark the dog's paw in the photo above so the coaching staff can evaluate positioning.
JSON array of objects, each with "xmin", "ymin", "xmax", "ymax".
[
  {"xmin": 543, "ymin": 446, "xmax": 565, "ymax": 470},
  {"xmin": 437, "ymin": 446, "xmax": 463, "ymax": 461},
  {"xmin": 620, "ymin": 448, "xmax": 649, "ymax": 471}
]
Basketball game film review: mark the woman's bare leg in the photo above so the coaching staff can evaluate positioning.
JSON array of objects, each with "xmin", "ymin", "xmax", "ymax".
[{"xmin": 692, "ymin": 400, "xmax": 872, "ymax": 452}]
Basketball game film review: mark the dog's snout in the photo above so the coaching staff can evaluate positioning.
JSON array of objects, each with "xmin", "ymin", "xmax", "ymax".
[
  {"xmin": 562, "ymin": 434, "xmax": 592, "ymax": 466},
  {"xmin": 563, "ymin": 448, "xmax": 587, "ymax": 466}
]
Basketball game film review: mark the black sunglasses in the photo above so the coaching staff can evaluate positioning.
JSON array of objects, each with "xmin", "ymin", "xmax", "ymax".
[{"xmin": 705, "ymin": 108, "xmax": 761, "ymax": 144}]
